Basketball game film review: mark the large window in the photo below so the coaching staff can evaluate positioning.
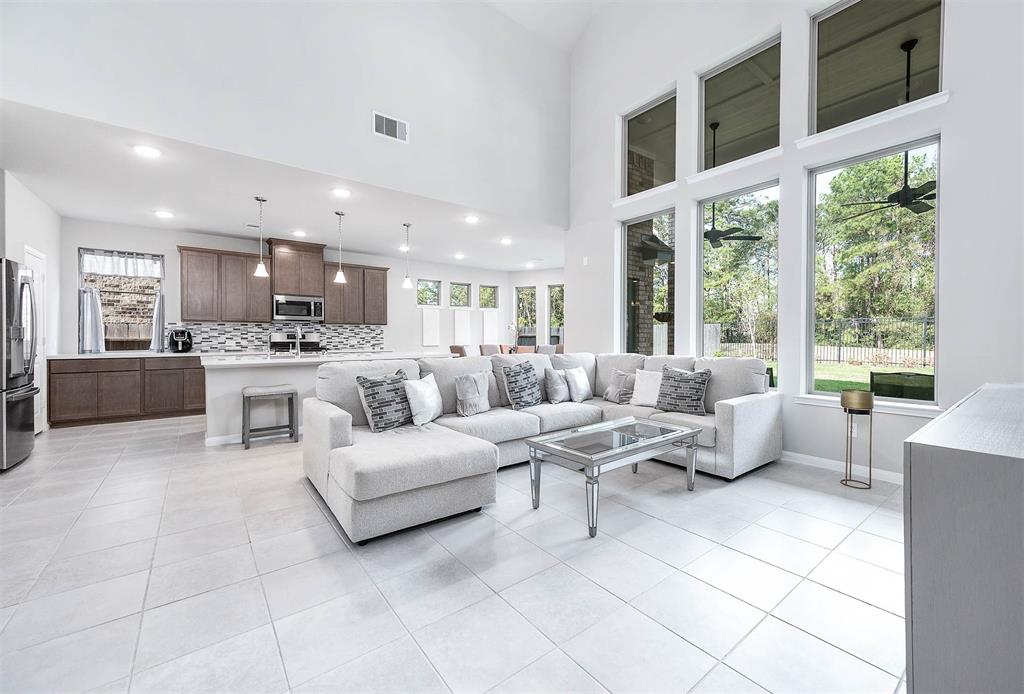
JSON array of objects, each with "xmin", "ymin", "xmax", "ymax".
[
  {"xmin": 814, "ymin": 0, "xmax": 942, "ymax": 133},
  {"xmin": 79, "ymin": 248, "xmax": 164, "ymax": 352},
  {"xmin": 479, "ymin": 285, "xmax": 498, "ymax": 309},
  {"xmin": 624, "ymin": 94, "xmax": 675, "ymax": 196},
  {"xmin": 449, "ymin": 282, "xmax": 470, "ymax": 308},
  {"xmin": 548, "ymin": 284, "xmax": 564, "ymax": 345},
  {"xmin": 700, "ymin": 185, "xmax": 779, "ymax": 386},
  {"xmin": 702, "ymin": 40, "xmax": 781, "ymax": 170},
  {"xmin": 515, "ymin": 287, "xmax": 537, "ymax": 347},
  {"xmin": 811, "ymin": 140, "xmax": 938, "ymax": 401},
  {"xmin": 623, "ymin": 212, "xmax": 674, "ymax": 356},
  {"xmin": 416, "ymin": 279, "xmax": 440, "ymax": 306}
]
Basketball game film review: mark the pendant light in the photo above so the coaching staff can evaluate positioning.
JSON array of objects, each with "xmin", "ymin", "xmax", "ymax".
[
  {"xmin": 252, "ymin": 196, "xmax": 270, "ymax": 278},
  {"xmin": 401, "ymin": 223, "xmax": 413, "ymax": 289},
  {"xmin": 333, "ymin": 211, "xmax": 347, "ymax": 284}
]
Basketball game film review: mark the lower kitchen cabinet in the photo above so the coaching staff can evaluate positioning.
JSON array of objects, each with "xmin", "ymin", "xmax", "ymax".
[{"xmin": 48, "ymin": 356, "xmax": 205, "ymax": 426}]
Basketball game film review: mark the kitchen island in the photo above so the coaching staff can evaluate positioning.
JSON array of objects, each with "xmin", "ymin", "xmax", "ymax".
[{"xmin": 201, "ymin": 350, "xmax": 450, "ymax": 445}]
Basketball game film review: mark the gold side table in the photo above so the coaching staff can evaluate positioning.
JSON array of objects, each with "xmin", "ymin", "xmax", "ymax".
[{"xmin": 840, "ymin": 389, "xmax": 874, "ymax": 489}]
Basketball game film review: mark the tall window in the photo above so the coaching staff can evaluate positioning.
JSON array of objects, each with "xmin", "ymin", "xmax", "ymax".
[
  {"xmin": 702, "ymin": 40, "xmax": 781, "ymax": 170},
  {"xmin": 548, "ymin": 285, "xmax": 564, "ymax": 345},
  {"xmin": 515, "ymin": 287, "xmax": 537, "ymax": 347},
  {"xmin": 624, "ymin": 94, "xmax": 675, "ymax": 196},
  {"xmin": 700, "ymin": 185, "xmax": 779, "ymax": 386},
  {"xmin": 812, "ymin": 140, "xmax": 938, "ymax": 401},
  {"xmin": 479, "ymin": 285, "xmax": 498, "ymax": 309},
  {"xmin": 79, "ymin": 248, "xmax": 164, "ymax": 352},
  {"xmin": 416, "ymin": 279, "xmax": 440, "ymax": 306},
  {"xmin": 814, "ymin": 0, "xmax": 942, "ymax": 133},
  {"xmin": 623, "ymin": 212, "xmax": 674, "ymax": 356},
  {"xmin": 450, "ymin": 282, "xmax": 470, "ymax": 308}
]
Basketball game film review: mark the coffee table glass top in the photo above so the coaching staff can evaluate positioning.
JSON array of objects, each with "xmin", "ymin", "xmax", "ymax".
[{"xmin": 527, "ymin": 417, "xmax": 699, "ymax": 464}]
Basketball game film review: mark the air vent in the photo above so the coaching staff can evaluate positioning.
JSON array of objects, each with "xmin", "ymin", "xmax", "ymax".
[{"xmin": 373, "ymin": 111, "xmax": 409, "ymax": 143}]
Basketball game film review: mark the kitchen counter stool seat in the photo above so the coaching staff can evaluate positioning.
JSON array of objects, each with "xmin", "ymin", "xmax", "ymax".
[{"xmin": 242, "ymin": 384, "xmax": 298, "ymax": 449}]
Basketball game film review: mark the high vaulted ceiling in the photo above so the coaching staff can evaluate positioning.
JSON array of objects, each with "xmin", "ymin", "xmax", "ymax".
[{"xmin": 487, "ymin": 1, "xmax": 602, "ymax": 52}]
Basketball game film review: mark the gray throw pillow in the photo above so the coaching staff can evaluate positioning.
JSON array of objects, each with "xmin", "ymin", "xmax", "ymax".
[
  {"xmin": 564, "ymin": 366, "xmax": 593, "ymax": 402},
  {"xmin": 455, "ymin": 372, "xmax": 491, "ymax": 417},
  {"xmin": 544, "ymin": 368, "xmax": 570, "ymax": 404},
  {"xmin": 502, "ymin": 362, "xmax": 542, "ymax": 410},
  {"xmin": 602, "ymin": 369, "xmax": 636, "ymax": 404},
  {"xmin": 355, "ymin": 370, "xmax": 413, "ymax": 432},
  {"xmin": 656, "ymin": 366, "xmax": 712, "ymax": 416}
]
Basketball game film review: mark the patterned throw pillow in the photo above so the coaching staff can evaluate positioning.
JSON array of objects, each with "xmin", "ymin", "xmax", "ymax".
[
  {"xmin": 656, "ymin": 366, "xmax": 712, "ymax": 416},
  {"xmin": 355, "ymin": 370, "xmax": 413, "ymax": 432},
  {"xmin": 502, "ymin": 362, "xmax": 542, "ymax": 410},
  {"xmin": 603, "ymin": 370, "xmax": 636, "ymax": 404},
  {"xmin": 455, "ymin": 372, "xmax": 491, "ymax": 417},
  {"xmin": 544, "ymin": 368, "xmax": 570, "ymax": 404}
]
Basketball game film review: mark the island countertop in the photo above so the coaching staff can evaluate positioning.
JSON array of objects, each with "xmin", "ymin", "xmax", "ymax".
[{"xmin": 200, "ymin": 351, "xmax": 451, "ymax": 369}]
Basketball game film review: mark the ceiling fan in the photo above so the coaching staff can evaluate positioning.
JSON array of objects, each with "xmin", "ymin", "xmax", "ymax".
[
  {"xmin": 704, "ymin": 122, "xmax": 763, "ymax": 248},
  {"xmin": 838, "ymin": 39, "xmax": 937, "ymax": 224}
]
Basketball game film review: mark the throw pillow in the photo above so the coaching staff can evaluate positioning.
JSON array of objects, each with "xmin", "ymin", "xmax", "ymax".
[
  {"xmin": 403, "ymin": 372, "xmax": 443, "ymax": 426},
  {"xmin": 502, "ymin": 362, "xmax": 542, "ymax": 410},
  {"xmin": 603, "ymin": 370, "xmax": 636, "ymax": 404},
  {"xmin": 564, "ymin": 366, "xmax": 593, "ymax": 403},
  {"xmin": 455, "ymin": 372, "xmax": 491, "ymax": 417},
  {"xmin": 355, "ymin": 370, "xmax": 413, "ymax": 432},
  {"xmin": 629, "ymin": 370, "xmax": 663, "ymax": 407},
  {"xmin": 656, "ymin": 366, "xmax": 712, "ymax": 416},
  {"xmin": 544, "ymin": 368, "xmax": 570, "ymax": 404}
]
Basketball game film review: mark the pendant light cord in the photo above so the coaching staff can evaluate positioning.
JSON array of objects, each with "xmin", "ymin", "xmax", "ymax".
[
  {"xmin": 404, "ymin": 223, "xmax": 411, "ymax": 276},
  {"xmin": 255, "ymin": 196, "xmax": 267, "ymax": 263}
]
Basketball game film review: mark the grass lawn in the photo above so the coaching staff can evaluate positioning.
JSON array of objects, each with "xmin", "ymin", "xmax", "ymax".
[{"xmin": 764, "ymin": 362, "xmax": 934, "ymax": 394}]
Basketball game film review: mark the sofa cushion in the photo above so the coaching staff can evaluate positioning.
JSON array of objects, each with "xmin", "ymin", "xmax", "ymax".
[
  {"xmin": 435, "ymin": 407, "xmax": 540, "ymax": 444},
  {"xmin": 503, "ymin": 362, "xmax": 543, "ymax": 409},
  {"xmin": 521, "ymin": 402, "xmax": 602, "ymax": 433},
  {"xmin": 564, "ymin": 367, "xmax": 593, "ymax": 402},
  {"xmin": 316, "ymin": 360, "xmax": 421, "ymax": 427},
  {"xmin": 419, "ymin": 356, "xmax": 500, "ymax": 415},
  {"xmin": 600, "ymin": 403, "xmax": 661, "ymax": 421},
  {"xmin": 630, "ymin": 370, "xmax": 663, "ymax": 407},
  {"xmin": 551, "ymin": 353, "xmax": 597, "ymax": 393},
  {"xmin": 693, "ymin": 357, "xmax": 768, "ymax": 413},
  {"xmin": 456, "ymin": 372, "xmax": 492, "ymax": 416},
  {"xmin": 490, "ymin": 354, "xmax": 553, "ymax": 405},
  {"xmin": 648, "ymin": 411, "xmax": 717, "ymax": 448},
  {"xmin": 595, "ymin": 353, "xmax": 646, "ymax": 394},
  {"xmin": 356, "ymin": 371, "xmax": 414, "ymax": 432},
  {"xmin": 656, "ymin": 367, "xmax": 711, "ymax": 416},
  {"xmin": 602, "ymin": 370, "xmax": 636, "ymax": 404},
  {"xmin": 643, "ymin": 355, "xmax": 697, "ymax": 373},
  {"xmin": 331, "ymin": 424, "xmax": 498, "ymax": 501},
  {"xmin": 544, "ymin": 368, "xmax": 571, "ymax": 404}
]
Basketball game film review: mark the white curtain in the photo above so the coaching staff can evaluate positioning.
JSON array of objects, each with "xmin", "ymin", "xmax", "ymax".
[
  {"xmin": 81, "ymin": 251, "xmax": 163, "ymax": 278},
  {"xmin": 79, "ymin": 288, "xmax": 105, "ymax": 353},
  {"xmin": 149, "ymin": 293, "xmax": 165, "ymax": 352}
]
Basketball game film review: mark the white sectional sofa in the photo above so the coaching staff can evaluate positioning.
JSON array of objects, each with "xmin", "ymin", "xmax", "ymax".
[{"xmin": 302, "ymin": 352, "xmax": 782, "ymax": 543}]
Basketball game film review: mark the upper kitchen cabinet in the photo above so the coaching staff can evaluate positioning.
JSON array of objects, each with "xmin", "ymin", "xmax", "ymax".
[
  {"xmin": 179, "ymin": 249, "xmax": 220, "ymax": 321},
  {"xmin": 323, "ymin": 263, "xmax": 388, "ymax": 325},
  {"xmin": 266, "ymin": 238, "xmax": 325, "ymax": 297}
]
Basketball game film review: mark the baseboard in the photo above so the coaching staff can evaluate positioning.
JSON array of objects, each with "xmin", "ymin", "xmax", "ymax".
[
  {"xmin": 206, "ymin": 425, "xmax": 304, "ymax": 447},
  {"xmin": 780, "ymin": 449, "xmax": 904, "ymax": 485}
]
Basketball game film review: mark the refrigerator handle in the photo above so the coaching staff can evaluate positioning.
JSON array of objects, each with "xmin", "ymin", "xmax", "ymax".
[{"xmin": 24, "ymin": 279, "xmax": 37, "ymax": 377}]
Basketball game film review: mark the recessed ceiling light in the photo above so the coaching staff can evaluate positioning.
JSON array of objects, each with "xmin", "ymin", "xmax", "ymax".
[
  {"xmin": 332, "ymin": 188, "xmax": 351, "ymax": 198},
  {"xmin": 292, "ymin": 229, "xmax": 307, "ymax": 238},
  {"xmin": 464, "ymin": 215, "xmax": 479, "ymax": 224},
  {"xmin": 525, "ymin": 262, "xmax": 535, "ymax": 269},
  {"xmin": 398, "ymin": 244, "xmax": 410, "ymax": 253},
  {"xmin": 132, "ymin": 145, "xmax": 161, "ymax": 159},
  {"xmin": 454, "ymin": 252, "xmax": 465, "ymax": 260},
  {"xmin": 500, "ymin": 238, "xmax": 512, "ymax": 246},
  {"xmin": 153, "ymin": 210, "xmax": 174, "ymax": 219}
]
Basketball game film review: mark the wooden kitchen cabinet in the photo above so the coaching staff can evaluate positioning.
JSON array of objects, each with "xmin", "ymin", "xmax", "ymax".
[
  {"xmin": 49, "ymin": 372, "xmax": 98, "ymax": 422},
  {"xmin": 363, "ymin": 267, "xmax": 388, "ymax": 324},
  {"xmin": 97, "ymin": 371, "xmax": 141, "ymax": 417},
  {"xmin": 266, "ymin": 238, "xmax": 325, "ymax": 297},
  {"xmin": 144, "ymin": 370, "xmax": 183, "ymax": 413},
  {"xmin": 180, "ymin": 249, "xmax": 220, "ymax": 321},
  {"xmin": 183, "ymin": 368, "xmax": 206, "ymax": 410},
  {"xmin": 323, "ymin": 263, "xmax": 388, "ymax": 325}
]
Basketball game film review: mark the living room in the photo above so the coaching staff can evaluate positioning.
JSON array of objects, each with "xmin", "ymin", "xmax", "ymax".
[{"xmin": 1, "ymin": 1, "xmax": 1021, "ymax": 693}]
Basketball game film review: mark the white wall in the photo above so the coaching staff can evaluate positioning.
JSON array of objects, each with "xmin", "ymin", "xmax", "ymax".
[
  {"xmin": 565, "ymin": 0, "xmax": 1024, "ymax": 474},
  {"xmin": 5, "ymin": 172, "xmax": 62, "ymax": 424},
  {"xmin": 2, "ymin": 2, "xmax": 569, "ymax": 228},
  {"xmin": 58, "ymin": 217, "xmax": 525, "ymax": 355}
]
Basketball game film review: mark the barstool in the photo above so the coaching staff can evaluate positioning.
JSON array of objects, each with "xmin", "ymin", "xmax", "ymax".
[{"xmin": 241, "ymin": 385, "xmax": 298, "ymax": 449}]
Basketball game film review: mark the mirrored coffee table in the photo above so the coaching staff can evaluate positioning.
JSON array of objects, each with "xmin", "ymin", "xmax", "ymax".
[{"xmin": 526, "ymin": 416, "xmax": 701, "ymax": 537}]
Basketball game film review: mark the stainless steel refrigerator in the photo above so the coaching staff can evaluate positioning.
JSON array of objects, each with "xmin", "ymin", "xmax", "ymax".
[{"xmin": 1, "ymin": 259, "xmax": 39, "ymax": 471}]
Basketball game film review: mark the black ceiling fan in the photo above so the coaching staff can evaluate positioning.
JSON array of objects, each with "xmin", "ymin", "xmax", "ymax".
[
  {"xmin": 838, "ymin": 39, "xmax": 937, "ymax": 224},
  {"xmin": 705, "ymin": 121, "xmax": 763, "ymax": 248}
]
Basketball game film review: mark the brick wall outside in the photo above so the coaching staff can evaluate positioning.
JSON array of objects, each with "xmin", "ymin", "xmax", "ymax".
[
  {"xmin": 627, "ymin": 150, "xmax": 655, "ymax": 196},
  {"xmin": 625, "ymin": 215, "xmax": 675, "ymax": 356}
]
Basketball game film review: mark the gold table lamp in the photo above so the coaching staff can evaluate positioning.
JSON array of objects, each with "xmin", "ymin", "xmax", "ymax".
[{"xmin": 840, "ymin": 389, "xmax": 874, "ymax": 489}]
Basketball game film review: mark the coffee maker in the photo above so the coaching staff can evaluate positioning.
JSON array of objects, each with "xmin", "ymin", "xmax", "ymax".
[{"xmin": 168, "ymin": 329, "xmax": 193, "ymax": 353}]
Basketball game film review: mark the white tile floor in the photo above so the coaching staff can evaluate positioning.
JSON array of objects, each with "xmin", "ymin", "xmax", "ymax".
[{"xmin": 0, "ymin": 416, "xmax": 908, "ymax": 693}]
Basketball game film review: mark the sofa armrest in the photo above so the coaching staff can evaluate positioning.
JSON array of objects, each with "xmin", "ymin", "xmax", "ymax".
[
  {"xmin": 714, "ymin": 391, "xmax": 783, "ymax": 478},
  {"xmin": 302, "ymin": 398, "xmax": 353, "ymax": 497}
]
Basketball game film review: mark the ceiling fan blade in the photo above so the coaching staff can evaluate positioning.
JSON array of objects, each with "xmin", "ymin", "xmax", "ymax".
[
  {"xmin": 912, "ymin": 180, "xmax": 936, "ymax": 196},
  {"xmin": 837, "ymin": 204, "xmax": 897, "ymax": 223},
  {"xmin": 710, "ymin": 239, "xmax": 723, "ymax": 249},
  {"xmin": 842, "ymin": 201, "xmax": 891, "ymax": 206},
  {"xmin": 905, "ymin": 201, "xmax": 934, "ymax": 214},
  {"xmin": 718, "ymin": 227, "xmax": 747, "ymax": 237},
  {"xmin": 722, "ymin": 236, "xmax": 763, "ymax": 242},
  {"xmin": 886, "ymin": 189, "xmax": 902, "ymax": 203},
  {"xmin": 917, "ymin": 192, "xmax": 936, "ymax": 201}
]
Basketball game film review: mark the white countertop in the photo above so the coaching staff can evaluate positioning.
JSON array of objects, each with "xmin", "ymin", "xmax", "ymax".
[
  {"xmin": 200, "ymin": 351, "xmax": 451, "ymax": 369},
  {"xmin": 47, "ymin": 351, "xmax": 202, "ymax": 360}
]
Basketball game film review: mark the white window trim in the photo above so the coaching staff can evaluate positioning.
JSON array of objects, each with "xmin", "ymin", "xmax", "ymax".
[{"xmin": 618, "ymin": 88, "xmax": 677, "ymax": 201}]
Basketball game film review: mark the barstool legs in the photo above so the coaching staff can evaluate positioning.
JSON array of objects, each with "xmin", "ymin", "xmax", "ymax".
[{"xmin": 242, "ymin": 396, "xmax": 251, "ymax": 450}]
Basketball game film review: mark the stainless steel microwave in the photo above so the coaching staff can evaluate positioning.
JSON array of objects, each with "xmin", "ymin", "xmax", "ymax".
[{"xmin": 273, "ymin": 294, "xmax": 324, "ymax": 322}]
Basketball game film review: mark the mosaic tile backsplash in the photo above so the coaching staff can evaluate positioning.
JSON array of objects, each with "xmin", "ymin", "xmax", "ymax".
[{"xmin": 164, "ymin": 322, "xmax": 384, "ymax": 352}]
